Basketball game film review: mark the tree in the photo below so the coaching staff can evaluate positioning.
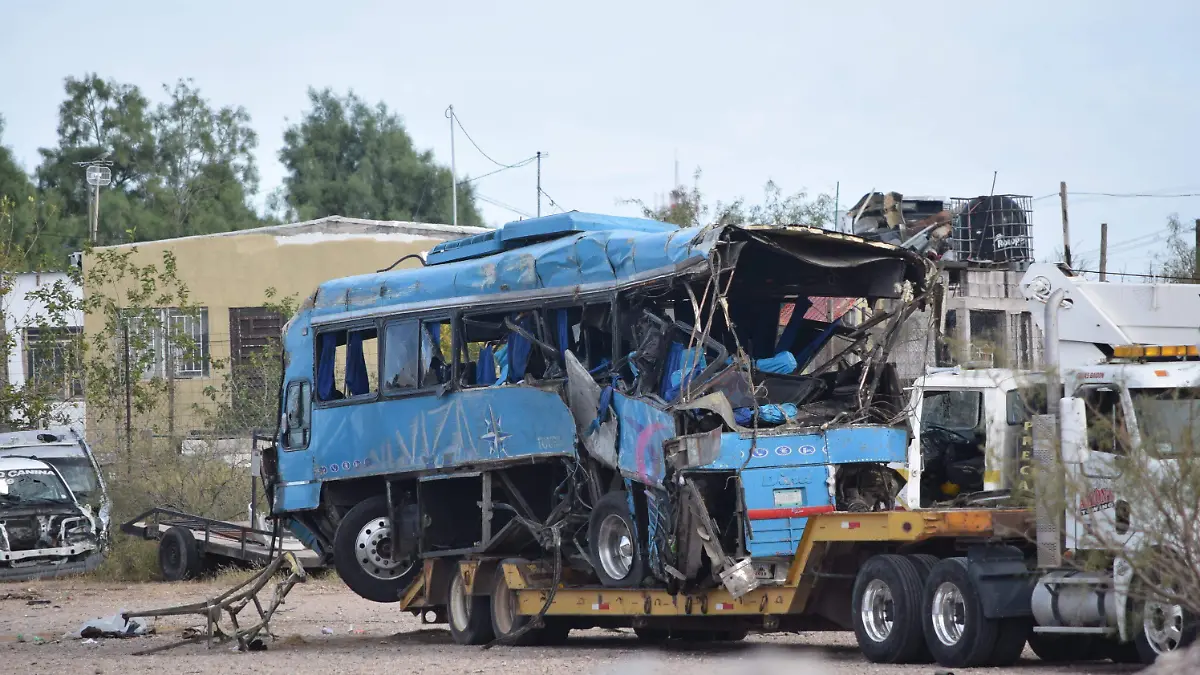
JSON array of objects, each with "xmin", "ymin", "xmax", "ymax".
[
  {"xmin": 624, "ymin": 168, "xmax": 834, "ymax": 229},
  {"xmin": 148, "ymin": 79, "xmax": 261, "ymax": 237},
  {"xmin": 33, "ymin": 74, "xmax": 264, "ymax": 258},
  {"xmin": 279, "ymin": 88, "xmax": 483, "ymax": 226},
  {"xmin": 1153, "ymin": 214, "xmax": 1196, "ymax": 281}
]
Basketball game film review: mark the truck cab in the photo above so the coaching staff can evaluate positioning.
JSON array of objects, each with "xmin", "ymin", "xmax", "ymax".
[{"xmin": 903, "ymin": 368, "xmax": 1044, "ymax": 509}]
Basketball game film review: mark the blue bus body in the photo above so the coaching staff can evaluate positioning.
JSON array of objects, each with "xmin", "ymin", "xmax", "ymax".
[{"xmin": 264, "ymin": 212, "xmax": 932, "ymax": 612}]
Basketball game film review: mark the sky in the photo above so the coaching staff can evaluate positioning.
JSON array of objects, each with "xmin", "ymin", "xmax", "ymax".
[{"xmin": 3, "ymin": 0, "xmax": 1199, "ymax": 275}]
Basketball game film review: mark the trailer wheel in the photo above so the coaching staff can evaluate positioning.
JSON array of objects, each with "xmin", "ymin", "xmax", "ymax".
[
  {"xmin": 447, "ymin": 565, "xmax": 494, "ymax": 645},
  {"xmin": 921, "ymin": 557, "xmax": 1001, "ymax": 668},
  {"xmin": 159, "ymin": 526, "xmax": 203, "ymax": 581},
  {"xmin": 1028, "ymin": 633, "xmax": 1100, "ymax": 662},
  {"xmin": 1134, "ymin": 595, "xmax": 1197, "ymax": 664},
  {"xmin": 852, "ymin": 554, "xmax": 927, "ymax": 663},
  {"xmin": 332, "ymin": 495, "xmax": 418, "ymax": 603},
  {"xmin": 489, "ymin": 564, "xmax": 552, "ymax": 645},
  {"xmin": 589, "ymin": 491, "xmax": 645, "ymax": 587}
]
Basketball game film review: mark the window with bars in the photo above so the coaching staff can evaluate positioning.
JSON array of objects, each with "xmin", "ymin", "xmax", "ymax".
[
  {"xmin": 24, "ymin": 327, "xmax": 83, "ymax": 400},
  {"xmin": 123, "ymin": 308, "xmax": 211, "ymax": 379}
]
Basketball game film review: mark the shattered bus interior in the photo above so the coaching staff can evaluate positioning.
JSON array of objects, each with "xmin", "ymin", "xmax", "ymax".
[{"xmin": 265, "ymin": 212, "xmax": 937, "ymax": 640}]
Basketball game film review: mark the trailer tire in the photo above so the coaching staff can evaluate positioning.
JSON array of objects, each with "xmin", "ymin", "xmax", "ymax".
[
  {"xmin": 589, "ymin": 491, "xmax": 646, "ymax": 588},
  {"xmin": 853, "ymin": 554, "xmax": 927, "ymax": 663},
  {"xmin": 921, "ymin": 557, "xmax": 1000, "ymax": 668},
  {"xmin": 448, "ymin": 565, "xmax": 494, "ymax": 645},
  {"xmin": 332, "ymin": 495, "xmax": 418, "ymax": 603},
  {"xmin": 1028, "ymin": 632, "xmax": 1100, "ymax": 662},
  {"xmin": 159, "ymin": 526, "xmax": 203, "ymax": 581},
  {"xmin": 490, "ymin": 564, "xmax": 547, "ymax": 645}
]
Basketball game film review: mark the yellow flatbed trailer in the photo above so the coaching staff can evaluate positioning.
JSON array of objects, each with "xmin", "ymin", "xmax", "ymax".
[{"xmin": 401, "ymin": 508, "xmax": 1035, "ymax": 661}]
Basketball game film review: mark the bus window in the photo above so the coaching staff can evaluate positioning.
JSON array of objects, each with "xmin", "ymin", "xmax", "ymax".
[
  {"xmin": 383, "ymin": 319, "xmax": 449, "ymax": 392},
  {"xmin": 316, "ymin": 327, "xmax": 378, "ymax": 401}
]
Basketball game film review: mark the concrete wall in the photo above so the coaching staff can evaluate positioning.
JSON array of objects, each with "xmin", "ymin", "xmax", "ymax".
[
  {"xmin": 81, "ymin": 217, "xmax": 484, "ymax": 450},
  {"xmin": 3, "ymin": 272, "xmax": 85, "ymax": 431}
]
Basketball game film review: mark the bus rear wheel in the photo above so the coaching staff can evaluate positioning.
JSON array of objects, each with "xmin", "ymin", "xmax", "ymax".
[{"xmin": 332, "ymin": 495, "xmax": 418, "ymax": 603}]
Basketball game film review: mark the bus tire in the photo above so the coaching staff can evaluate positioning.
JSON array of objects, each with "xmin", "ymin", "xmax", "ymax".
[
  {"xmin": 589, "ymin": 491, "xmax": 646, "ymax": 587},
  {"xmin": 332, "ymin": 495, "xmax": 418, "ymax": 603},
  {"xmin": 448, "ymin": 564, "xmax": 494, "ymax": 645},
  {"xmin": 852, "ymin": 554, "xmax": 927, "ymax": 663},
  {"xmin": 159, "ymin": 526, "xmax": 203, "ymax": 582},
  {"xmin": 922, "ymin": 557, "xmax": 1000, "ymax": 668}
]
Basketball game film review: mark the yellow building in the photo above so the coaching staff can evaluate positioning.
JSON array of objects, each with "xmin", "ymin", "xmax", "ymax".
[{"xmin": 81, "ymin": 216, "xmax": 484, "ymax": 450}]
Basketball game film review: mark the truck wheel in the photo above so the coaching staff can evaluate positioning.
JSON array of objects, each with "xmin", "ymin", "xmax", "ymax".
[
  {"xmin": 922, "ymin": 557, "xmax": 1001, "ymax": 668},
  {"xmin": 988, "ymin": 618, "xmax": 1032, "ymax": 666},
  {"xmin": 489, "ymin": 565, "xmax": 544, "ymax": 645},
  {"xmin": 448, "ymin": 565, "xmax": 494, "ymax": 645},
  {"xmin": 332, "ymin": 495, "xmax": 418, "ymax": 603},
  {"xmin": 159, "ymin": 526, "xmax": 203, "ymax": 581},
  {"xmin": 1134, "ymin": 595, "xmax": 1197, "ymax": 664},
  {"xmin": 589, "ymin": 491, "xmax": 645, "ymax": 587},
  {"xmin": 852, "ymin": 554, "xmax": 927, "ymax": 663}
]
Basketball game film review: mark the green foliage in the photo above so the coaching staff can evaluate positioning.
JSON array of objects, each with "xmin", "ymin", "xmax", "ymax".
[
  {"xmin": 1154, "ymin": 214, "xmax": 1197, "ymax": 281},
  {"xmin": 278, "ymin": 88, "xmax": 483, "ymax": 226},
  {"xmin": 624, "ymin": 168, "xmax": 834, "ymax": 229},
  {"xmin": 197, "ymin": 288, "xmax": 299, "ymax": 434},
  {"xmin": 27, "ymin": 74, "xmax": 263, "ymax": 263}
]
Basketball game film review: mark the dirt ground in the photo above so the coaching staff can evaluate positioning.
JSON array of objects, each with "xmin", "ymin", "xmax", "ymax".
[{"xmin": 0, "ymin": 575, "xmax": 1143, "ymax": 675}]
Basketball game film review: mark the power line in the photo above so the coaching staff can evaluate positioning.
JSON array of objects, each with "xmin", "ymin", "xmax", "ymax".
[
  {"xmin": 538, "ymin": 188, "xmax": 567, "ymax": 214},
  {"xmin": 1073, "ymin": 269, "xmax": 1197, "ymax": 282},
  {"xmin": 1072, "ymin": 191, "xmax": 1200, "ymax": 199},
  {"xmin": 476, "ymin": 193, "xmax": 535, "ymax": 219},
  {"xmin": 450, "ymin": 111, "xmax": 528, "ymax": 169},
  {"xmin": 456, "ymin": 155, "xmax": 538, "ymax": 186}
]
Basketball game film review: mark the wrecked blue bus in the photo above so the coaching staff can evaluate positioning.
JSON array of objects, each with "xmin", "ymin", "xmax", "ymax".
[{"xmin": 263, "ymin": 212, "xmax": 935, "ymax": 643}]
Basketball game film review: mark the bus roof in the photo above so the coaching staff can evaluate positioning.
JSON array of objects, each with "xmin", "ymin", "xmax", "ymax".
[{"xmin": 306, "ymin": 215, "xmax": 931, "ymax": 325}]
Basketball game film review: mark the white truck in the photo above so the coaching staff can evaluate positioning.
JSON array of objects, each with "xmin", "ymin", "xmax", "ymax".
[{"xmin": 899, "ymin": 261, "xmax": 1200, "ymax": 664}]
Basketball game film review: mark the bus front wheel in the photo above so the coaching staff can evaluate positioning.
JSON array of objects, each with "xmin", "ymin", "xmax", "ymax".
[{"xmin": 332, "ymin": 495, "xmax": 418, "ymax": 603}]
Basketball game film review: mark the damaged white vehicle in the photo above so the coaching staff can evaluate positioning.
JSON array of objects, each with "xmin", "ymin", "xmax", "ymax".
[{"xmin": 0, "ymin": 431, "xmax": 109, "ymax": 580}]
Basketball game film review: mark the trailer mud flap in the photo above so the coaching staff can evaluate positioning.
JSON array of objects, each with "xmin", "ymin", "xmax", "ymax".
[{"xmin": 966, "ymin": 545, "xmax": 1036, "ymax": 619}]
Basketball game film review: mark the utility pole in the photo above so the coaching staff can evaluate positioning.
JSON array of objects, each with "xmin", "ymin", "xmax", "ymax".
[
  {"xmin": 446, "ymin": 105, "xmax": 457, "ymax": 226},
  {"xmin": 77, "ymin": 156, "xmax": 112, "ymax": 243},
  {"xmin": 1099, "ymin": 223, "xmax": 1108, "ymax": 282},
  {"xmin": 1194, "ymin": 218, "xmax": 1200, "ymax": 283},
  {"xmin": 536, "ymin": 151, "xmax": 542, "ymax": 218},
  {"xmin": 1059, "ymin": 181, "xmax": 1072, "ymax": 268}
]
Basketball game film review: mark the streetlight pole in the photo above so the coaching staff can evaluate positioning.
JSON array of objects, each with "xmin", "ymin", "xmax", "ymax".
[
  {"xmin": 446, "ymin": 105, "xmax": 457, "ymax": 227},
  {"xmin": 76, "ymin": 154, "xmax": 112, "ymax": 244}
]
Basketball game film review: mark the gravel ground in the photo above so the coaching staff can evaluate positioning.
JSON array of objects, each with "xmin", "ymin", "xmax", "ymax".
[{"xmin": 0, "ymin": 576, "xmax": 1143, "ymax": 675}]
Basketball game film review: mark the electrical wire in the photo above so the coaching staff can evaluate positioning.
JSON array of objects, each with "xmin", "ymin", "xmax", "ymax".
[
  {"xmin": 538, "ymin": 188, "xmax": 567, "ymax": 214},
  {"xmin": 451, "ymin": 110, "xmax": 528, "ymax": 169},
  {"xmin": 476, "ymin": 193, "xmax": 535, "ymax": 219},
  {"xmin": 456, "ymin": 157, "xmax": 537, "ymax": 187}
]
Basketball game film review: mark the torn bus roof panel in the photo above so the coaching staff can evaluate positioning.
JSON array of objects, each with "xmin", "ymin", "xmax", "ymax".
[{"xmin": 308, "ymin": 219, "xmax": 931, "ymax": 324}]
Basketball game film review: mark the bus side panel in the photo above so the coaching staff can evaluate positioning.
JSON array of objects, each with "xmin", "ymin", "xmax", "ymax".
[
  {"xmin": 307, "ymin": 387, "xmax": 577, "ymax": 482},
  {"xmin": 741, "ymin": 465, "xmax": 830, "ymax": 557}
]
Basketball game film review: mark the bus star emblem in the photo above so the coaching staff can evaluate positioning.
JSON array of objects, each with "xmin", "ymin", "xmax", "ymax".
[{"xmin": 482, "ymin": 408, "xmax": 511, "ymax": 457}]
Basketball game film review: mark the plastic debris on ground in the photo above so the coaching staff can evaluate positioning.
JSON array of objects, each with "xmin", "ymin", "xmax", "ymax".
[
  {"xmin": 321, "ymin": 627, "xmax": 334, "ymax": 635},
  {"xmin": 76, "ymin": 610, "xmax": 154, "ymax": 639}
]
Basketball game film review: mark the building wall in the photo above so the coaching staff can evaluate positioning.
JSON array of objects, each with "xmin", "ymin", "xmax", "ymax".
[
  {"xmin": 81, "ymin": 218, "xmax": 483, "ymax": 450},
  {"xmin": 3, "ymin": 272, "xmax": 85, "ymax": 431}
]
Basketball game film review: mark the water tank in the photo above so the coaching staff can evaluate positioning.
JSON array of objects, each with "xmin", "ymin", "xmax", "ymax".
[{"xmin": 951, "ymin": 195, "xmax": 1032, "ymax": 264}]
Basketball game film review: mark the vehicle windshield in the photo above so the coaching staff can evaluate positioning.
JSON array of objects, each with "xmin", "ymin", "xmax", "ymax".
[
  {"xmin": 0, "ymin": 468, "xmax": 73, "ymax": 505},
  {"xmin": 1130, "ymin": 387, "xmax": 1200, "ymax": 457},
  {"xmin": 40, "ymin": 457, "xmax": 99, "ymax": 502},
  {"xmin": 922, "ymin": 390, "xmax": 982, "ymax": 432}
]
